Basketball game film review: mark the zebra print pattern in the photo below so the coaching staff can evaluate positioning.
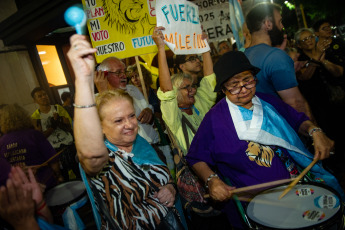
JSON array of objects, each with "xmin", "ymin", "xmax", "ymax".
[{"xmin": 91, "ymin": 149, "xmax": 171, "ymax": 229}]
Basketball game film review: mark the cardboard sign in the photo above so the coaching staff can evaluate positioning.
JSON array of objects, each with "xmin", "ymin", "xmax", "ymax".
[
  {"xmin": 194, "ymin": 0, "xmax": 234, "ymax": 43},
  {"xmin": 82, "ymin": 0, "xmax": 158, "ymax": 63},
  {"xmin": 156, "ymin": 0, "xmax": 210, "ymax": 54}
]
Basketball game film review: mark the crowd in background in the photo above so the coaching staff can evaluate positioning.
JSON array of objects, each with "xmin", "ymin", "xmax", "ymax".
[{"xmin": 1, "ymin": 2, "xmax": 345, "ymax": 230}]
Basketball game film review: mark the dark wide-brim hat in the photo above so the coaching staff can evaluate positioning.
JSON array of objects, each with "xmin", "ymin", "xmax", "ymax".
[{"xmin": 214, "ymin": 51, "xmax": 261, "ymax": 92}]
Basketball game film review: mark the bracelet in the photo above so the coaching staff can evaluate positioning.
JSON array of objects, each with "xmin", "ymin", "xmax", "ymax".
[
  {"xmin": 323, "ymin": 60, "xmax": 328, "ymax": 65},
  {"xmin": 36, "ymin": 200, "xmax": 47, "ymax": 212},
  {"xmin": 73, "ymin": 103, "xmax": 96, "ymax": 108},
  {"xmin": 309, "ymin": 127, "xmax": 323, "ymax": 137},
  {"xmin": 205, "ymin": 173, "xmax": 219, "ymax": 188}
]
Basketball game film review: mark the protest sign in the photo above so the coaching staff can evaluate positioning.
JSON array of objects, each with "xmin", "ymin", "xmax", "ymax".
[
  {"xmin": 156, "ymin": 0, "xmax": 210, "ymax": 55},
  {"xmin": 82, "ymin": 0, "xmax": 158, "ymax": 63},
  {"xmin": 193, "ymin": 0, "xmax": 234, "ymax": 43}
]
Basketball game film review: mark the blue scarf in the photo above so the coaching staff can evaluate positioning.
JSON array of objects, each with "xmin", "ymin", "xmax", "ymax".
[
  {"xmin": 104, "ymin": 134, "xmax": 165, "ymax": 166},
  {"xmin": 227, "ymin": 96, "xmax": 345, "ymax": 200}
]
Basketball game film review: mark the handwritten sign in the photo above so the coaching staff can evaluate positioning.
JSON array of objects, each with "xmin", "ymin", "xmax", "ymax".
[
  {"xmin": 156, "ymin": 0, "xmax": 210, "ymax": 55},
  {"xmin": 82, "ymin": 0, "xmax": 158, "ymax": 63},
  {"xmin": 194, "ymin": 0, "xmax": 233, "ymax": 43}
]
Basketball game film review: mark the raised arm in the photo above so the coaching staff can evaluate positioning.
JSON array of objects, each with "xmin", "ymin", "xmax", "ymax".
[
  {"xmin": 201, "ymin": 31, "xmax": 213, "ymax": 76},
  {"xmin": 152, "ymin": 26, "xmax": 173, "ymax": 92},
  {"xmin": 316, "ymin": 40, "xmax": 343, "ymax": 77},
  {"xmin": 67, "ymin": 35, "xmax": 108, "ymax": 176}
]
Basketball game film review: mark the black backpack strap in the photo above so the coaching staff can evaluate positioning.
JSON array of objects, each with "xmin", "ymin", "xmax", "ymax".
[{"xmin": 181, "ymin": 115, "xmax": 196, "ymax": 151}]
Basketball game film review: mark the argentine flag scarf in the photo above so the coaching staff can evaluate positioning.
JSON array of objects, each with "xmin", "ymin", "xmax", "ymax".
[{"xmin": 226, "ymin": 96, "xmax": 345, "ymax": 200}]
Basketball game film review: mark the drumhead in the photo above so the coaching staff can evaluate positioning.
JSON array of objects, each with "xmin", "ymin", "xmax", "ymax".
[
  {"xmin": 45, "ymin": 180, "xmax": 86, "ymax": 206},
  {"xmin": 246, "ymin": 182, "xmax": 342, "ymax": 229}
]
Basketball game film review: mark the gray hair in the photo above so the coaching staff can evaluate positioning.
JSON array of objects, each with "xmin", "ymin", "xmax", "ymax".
[
  {"xmin": 294, "ymin": 28, "xmax": 315, "ymax": 44},
  {"xmin": 97, "ymin": 56, "xmax": 124, "ymax": 71}
]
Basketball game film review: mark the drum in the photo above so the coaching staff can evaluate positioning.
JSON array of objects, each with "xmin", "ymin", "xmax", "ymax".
[
  {"xmin": 246, "ymin": 182, "xmax": 344, "ymax": 229},
  {"xmin": 45, "ymin": 180, "xmax": 96, "ymax": 229}
]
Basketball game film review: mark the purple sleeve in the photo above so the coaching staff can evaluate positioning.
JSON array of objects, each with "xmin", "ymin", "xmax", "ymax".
[
  {"xmin": 257, "ymin": 92, "xmax": 309, "ymax": 132},
  {"xmin": 185, "ymin": 112, "xmax": 215, "ymax": 167},
  {"xmin": 34, "ymin": 130, "xmax": 58, "ymax": 162},
  {"xmin": 0, "ymin": 157, "xmax": 11, "ymax": 186}
]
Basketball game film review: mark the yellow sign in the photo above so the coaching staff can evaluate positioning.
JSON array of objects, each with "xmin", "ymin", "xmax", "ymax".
[{"xmin": 82, "ymin": 0, "xmax": 158, "ymax": 63}]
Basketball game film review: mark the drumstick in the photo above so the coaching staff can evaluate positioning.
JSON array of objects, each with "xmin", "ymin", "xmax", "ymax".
[
  {"xmin": 279, "ymin": 157, "xmax": 319, "ymax": 200},
  {"xmin": 204, "ymin": 178, "xmax": 294, "ymax": 198},
  {"xmin": 29, "ymin": 147, "xmax": 67, "ymax": 170}
]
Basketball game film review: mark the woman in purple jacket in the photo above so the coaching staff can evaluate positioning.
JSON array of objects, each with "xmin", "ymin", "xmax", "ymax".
[{"xmin": 186, "ymin": 51, "xmax": 343, "ymax": 229}]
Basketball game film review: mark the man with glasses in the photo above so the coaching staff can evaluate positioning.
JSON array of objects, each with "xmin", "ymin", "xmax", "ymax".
[
  {"xmin": 174, "ymin": 54, "xmax": 203, "ymax": 85},
  {"xmin": 244, "ymin": 3, "xmax": 314, "ymax": 122},
  {"xmin": 94, "ymin": 57, "xmax": 160, "ymax": 146}
]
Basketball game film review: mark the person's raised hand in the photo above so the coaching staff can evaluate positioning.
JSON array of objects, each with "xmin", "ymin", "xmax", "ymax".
[
  {"xmin": 152, "ymin": 26, "xmax": 166, "ymax": 49},
  {"xmin": 67, "ymin": 34, "xmax": 97, "ymax": 81},
  {"xmin": 137, "ymin": 108, "xmax": 153, "ymax": 124},
  {"xmin": 94, "ymin": 70, "xmax": 108, "ymax": 93},
  {"xmin": 9, "ymin": 167, "xmax": 43, "ymax": 206},
  {"xmin": 0, "ymin": 177, "xmax": 39, "ymax": 230}
]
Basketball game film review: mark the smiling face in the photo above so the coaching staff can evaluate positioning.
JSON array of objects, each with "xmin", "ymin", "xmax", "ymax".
[
  {"xmin": 222, "ymin": 70, "xmax": 256, "ymax": 109},
  {"xmin": 100, "ymin": 98, "xmax": 138, "ymax": 149},
  {"xmin": 177, "ymin": 78, "xmax": 197, "ymax": 108}
]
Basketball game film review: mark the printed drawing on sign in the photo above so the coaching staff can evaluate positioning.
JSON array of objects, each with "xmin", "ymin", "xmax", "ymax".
[
  {"xmin": 83, "ymin": 0, "xmax": 158, "ymax": 62},
  {"xmin": 102, "ymin": 0, "xmax": 155, "ymax": 35}
]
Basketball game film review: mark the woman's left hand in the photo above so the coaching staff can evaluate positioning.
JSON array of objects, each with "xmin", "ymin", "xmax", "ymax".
[
  {"xmin": 312, "ymin": 132, "xmax": 334, "ymax": 160},
  {"xmin": 154, "ymin": 184, "xmax": 176, "ymax": 207}
]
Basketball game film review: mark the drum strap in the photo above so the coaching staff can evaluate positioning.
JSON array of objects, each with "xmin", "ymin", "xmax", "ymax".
[
  {"xmin": 181, "ymin": 114, "xmax": 196, "ymax": 151},
  {"xmin": 224, "ymin": 177, "xmax": 255, "ymax": 229},
  {"xmin": 79, "ymin": 164, "xmax": 119, "ymax": 230}
]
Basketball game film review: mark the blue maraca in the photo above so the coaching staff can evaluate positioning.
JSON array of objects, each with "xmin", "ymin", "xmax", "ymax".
[{"xmin": 64, "ymin": 4, "xmax": 86, "ymax": 35}]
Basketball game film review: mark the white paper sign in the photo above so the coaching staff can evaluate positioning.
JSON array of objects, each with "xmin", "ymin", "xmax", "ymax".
[
  {"xmin": 194, "ymin": 0, "xmax": 233, "ymax": 43},
  {"xmin": 156, "ymin": 0, "xmax": 210, "ymax": 54}
]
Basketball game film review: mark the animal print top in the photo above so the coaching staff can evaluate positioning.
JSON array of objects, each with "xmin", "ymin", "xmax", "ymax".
[{"xmin": 90, "ymin": 149, "xmax": 172, "ymax": 229}]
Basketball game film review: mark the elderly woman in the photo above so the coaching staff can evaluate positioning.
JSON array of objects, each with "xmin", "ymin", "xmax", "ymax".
[
  {"xmin": 152, "ymin": 26, "xmax": 217, "ymax": 155},
  {"xmin": 185, "ymin": 51, "xmax": 344, "ymax": 229},
  {"xmin": 295, "ymin": 28, "xmax": 345, "ymax": 174},
  {"xmin": 67, "ymin": 35, "xmax": 181, "ymax": 229},
  {"xmin": 153, "ymin": 27, "xmax": 231, "ymax": 230},
  {"xmin": 0, "ymin": 104, "xmax": 62, "ymax": 190}
]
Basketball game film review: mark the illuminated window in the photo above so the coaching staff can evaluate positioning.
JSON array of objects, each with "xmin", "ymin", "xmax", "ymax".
[{"xmin": 36, "ymin": 45, "xmax": 67, "ymax": 87}]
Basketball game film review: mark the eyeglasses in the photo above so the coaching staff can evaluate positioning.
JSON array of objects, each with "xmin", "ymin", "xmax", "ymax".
[
  {"xmin": 185, "ymin": 56, "xmax": 200, "ymax": 63},
  {"xmin": 300, "ymin": 35, "xmax": 315, "ymax": 43},
  {"xmin": 107, "ymin": 70, "xmax": 130, "ymax": 77},
  {"xmin": 225, "ymin": 78, "xmax": 257, "ymax": 95},
  {"xmin": 179, "ymin": 84, "xmax": 198, "ymax": 91}
]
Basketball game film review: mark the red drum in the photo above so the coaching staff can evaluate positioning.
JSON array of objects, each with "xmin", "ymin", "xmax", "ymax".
[{"xmin": 246, "ymin": 182, "xmax": 344, "ymax": 229}]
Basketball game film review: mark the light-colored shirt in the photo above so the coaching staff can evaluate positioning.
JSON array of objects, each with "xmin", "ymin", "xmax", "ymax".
[
  {"xmin": 126, "ymin": 85, "xmax": 159, "ymax": 144},
  {"xmin": 157, "ymin": 73, "xmax": 217, "ymax": 155}
]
